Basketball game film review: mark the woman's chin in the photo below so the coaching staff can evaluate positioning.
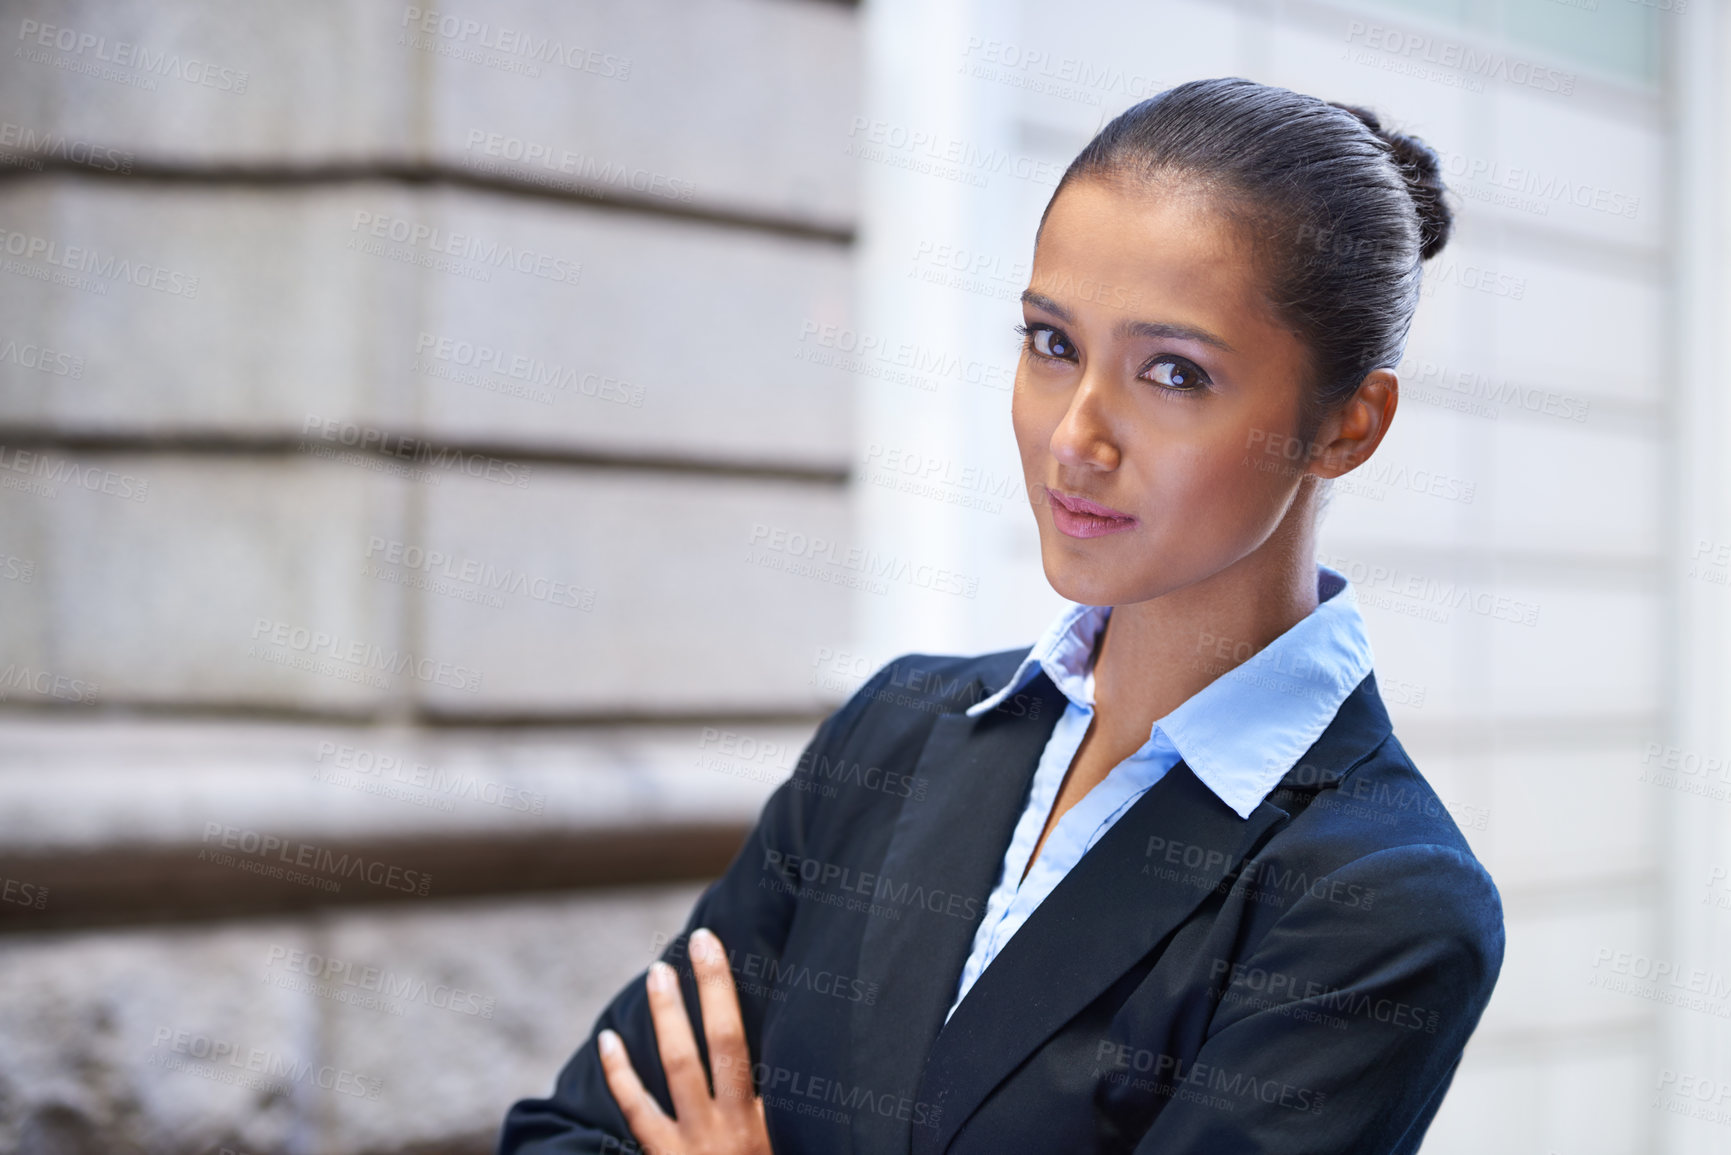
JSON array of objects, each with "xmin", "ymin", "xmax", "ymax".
[{"xmin": 1040, "ymin": 549, "xmax": 1131, "ymax": 608}]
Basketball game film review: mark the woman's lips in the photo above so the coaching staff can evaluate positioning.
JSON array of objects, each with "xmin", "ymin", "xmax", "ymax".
[{"xmin": 1046, "ymin": 487, "xmax": 1139, "ymax": 539}]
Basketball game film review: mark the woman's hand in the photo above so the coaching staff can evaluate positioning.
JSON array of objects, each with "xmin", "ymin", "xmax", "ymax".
[{"xmin": 598, "ymin": 927, "xmax": 773, "ymax": 1155}]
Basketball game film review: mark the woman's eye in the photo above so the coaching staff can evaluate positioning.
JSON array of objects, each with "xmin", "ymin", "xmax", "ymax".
[
  {"xmin": 1022, "ymin": 325, "xmax": 1073, "ymax": 360},
  {"xmin": 1142, "ymin": 355, "xmax": 1210, "ymax": 392}
]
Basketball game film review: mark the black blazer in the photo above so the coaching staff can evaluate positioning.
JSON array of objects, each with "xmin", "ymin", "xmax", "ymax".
[{"xmin": 500, "ymin": 646, "xmax": 1505, "ymax": 1154}]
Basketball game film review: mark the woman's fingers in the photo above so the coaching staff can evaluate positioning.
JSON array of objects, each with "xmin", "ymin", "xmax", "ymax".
[
  {"xmin": 644, "ymin": 959, "xmax": 712, "ymax": 1126},
  {"xmin": 597, "ymin": 938, "xmax": 773, "ymax": 1155},
  {"xmin": 597, "ymin": 1028, "xmax": 679, "ymax": 1155},
  {"xmin": 688, "ymin": 928, "xmax": 756, "ymax": 1112}
]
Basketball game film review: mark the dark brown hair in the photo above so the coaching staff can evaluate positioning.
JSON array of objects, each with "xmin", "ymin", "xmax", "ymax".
[{"xmin": 1040, "ymin": 77, "xmax": 1452, "ymax": 419}]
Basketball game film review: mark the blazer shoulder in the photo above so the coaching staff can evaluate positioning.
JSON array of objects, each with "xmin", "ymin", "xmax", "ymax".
[
  {"xmin": 1243, "ymin": 740, "xmax": 1505, "ymax": 992},
  {"xmin": 1264, "ymin": 674, "xmax": 1485, "ymax": 866},
  {"xmin": 1332, "ymin": 733, "xmax": 1483, "ymax": 854},
  {"xmin": 1263, "ymin": 730, "xmax": 1501, "ymax": 924}
]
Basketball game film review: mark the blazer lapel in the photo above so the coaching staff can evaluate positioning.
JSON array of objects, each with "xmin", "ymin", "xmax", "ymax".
[
  {"xmin": 911, "ymin": 761, "xmax": 1290, "ymax": 1155},
  {"xmin": 849, "ymin": 669, "xmax": 1068, "ymax": 1154},
  {"xmin": 903, "ymin": 669, "xmax": 1394, "ymax": 1152}
]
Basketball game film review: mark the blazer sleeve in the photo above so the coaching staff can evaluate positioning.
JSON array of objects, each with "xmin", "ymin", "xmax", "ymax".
[
  {"xmin": 495, "ymin": 661, "xmax": 896, "ymax": 1155},
  {"xmin": 1130, "ymin": 842, "xmax": 1505, "ymax": 1155}
]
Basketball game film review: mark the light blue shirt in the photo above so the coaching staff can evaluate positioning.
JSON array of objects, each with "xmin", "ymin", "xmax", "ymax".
[{"xmin": 943, "ymin": 565, "xmax": 1374, "ymax": 1024}]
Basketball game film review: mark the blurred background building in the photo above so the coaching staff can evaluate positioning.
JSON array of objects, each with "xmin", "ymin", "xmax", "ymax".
[{"xmin": 0, "ymin": 0, "xmax": 1728, "ymax": 1152}]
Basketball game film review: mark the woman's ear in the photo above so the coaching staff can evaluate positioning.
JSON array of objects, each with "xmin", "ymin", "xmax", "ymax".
[{"xmin": 1305, "ymin": 369, "xmax": 1398, "ymax": 480}]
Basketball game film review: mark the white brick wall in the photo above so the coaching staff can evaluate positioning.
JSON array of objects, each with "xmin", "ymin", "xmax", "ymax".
[{"xmin": 852, "ymin": 2, "xmax": 1725, "ymax": 1153}]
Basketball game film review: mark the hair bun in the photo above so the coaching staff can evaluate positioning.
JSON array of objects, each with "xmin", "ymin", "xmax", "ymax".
[{"xmin": 1328, "ymin": 101, "xmax": 1452, "ymax": 261}]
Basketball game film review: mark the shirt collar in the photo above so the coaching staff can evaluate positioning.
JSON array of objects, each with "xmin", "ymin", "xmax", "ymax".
[{"xmin": 965, "ymin": 565, "xmax": 1374, "ymax": 819}]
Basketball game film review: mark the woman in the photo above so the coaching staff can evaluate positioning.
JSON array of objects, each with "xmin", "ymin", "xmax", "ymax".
[{"xmin": 499, "ymin": 77, "xmax": 1505, "ymax": 1154}]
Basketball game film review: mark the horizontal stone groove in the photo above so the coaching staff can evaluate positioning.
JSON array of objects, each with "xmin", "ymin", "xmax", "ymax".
[
  {"xmin": 0, "ymin": 701, "xmax": 1662, "ymax": 742},
  {"xmin": 0, "ymin": 155, "xmax": 855, "ymax": 247},
  {"xmin": 0, "ymin": 427, "xmax": 851, "ymax": 485},
  {"xmin": 1453, "ymin": 210, "xmax": 1665, "ymax": 280},
  {"xmin": 0, "ymin": 824, "xmax": 750, "ymax": 935},
  {"xmin": 1467, "ymin": 1021, "xmax": 1653, "ymax": 1059},
  {"xmin": 1317, "ymin": 544, "xmax": 1662, "ymax": 584},
  {"xmin": 1395, "ymin": 712, "xmax": 1659, "ymax": 750},
  {"xmin": 1495, "ymin": 872, "xmax": 1660, "ymax": 912},
  {"xmin": 0, "ymin": 697, "xmax": 833, "ymax": 730}
]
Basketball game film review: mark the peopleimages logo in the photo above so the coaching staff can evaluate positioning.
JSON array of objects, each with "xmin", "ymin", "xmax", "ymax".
[
  {"xmin": 958, "ymin": 36, "xmax": 1167, "ymax": 103},
  {"xmin": 0, "ymin": 663, "xmax": 99, "ymax": 704},
  {"xmin": 746, "ymin": 524, "xmax": 979, "ymax": 599},
  {"xmin": 16, "ymin": 19, "xmax": 250, "ymax": 93},
  {"xmin": 800, "ymin": 322, "xmax": 1016, "ymax": 394},
  {"xmin": 1, "ymin": 875, "xmax": 47, "ymax": 910},
  {"xmin": 1431, "ymin": 147, "xmax": 1640, "ymax": 220},
  {"xmin": 149, "ymin": 1027, "xmax": 382, "ymax": 1100},
  {"xmin": 314, "ymin": 740, "xmax": 547, "ymax": 816},
  {"xmin": 1318, "ymin": 554, "xmax": 1541, "ymax": 627},
  {"xmin": 347, "ymin": 211, "xmax": 582, "ymax": 286},
  {"xmin": 299, "ymin": 415, "xmax": 533, "ymax": 488},
  {"xmin": 1344, "ymin": 20, "xmax": 1576, "ymax": 95},
  {"xmin": 0, "ymin": 446, "xmax": 149, "ymax": 502},
  {"xmin": 264, "ymin": 945, "xmax": 496, "ymax": 1018},
  {"xmin": 248, "ymin": 617, "xmax": 484, "ymax": 693},
  {"xmin": 363, "ymin": 536, "xmax": 596, "ymax": 611},
  {"xmin": 0, "ymin": 120, "xmax": 132, "ymax": 172},
  {"xmin": 200, "ymin": 822, "xmax": 433, "ymax": 896},
  {"xmin": 399, "ymin": 8, "xmax": 632, "ymax": 79},
  {"xmin": 762, "ymin": 849, "xmax": 981, "ymax": 922},
  {"xmin": 459, "ymin": 130, "xmax": 694, "ymax": 202},
  {"xmin": 414, "ymin": 331, "xmax": 644, "ymax": 407},
  {"xmin": 0, "ymin": 336, "xmax": 83, "ymax": 377},
  {"xmin": 0, "ymin": 225, "xmax": 199, "ymax": 297},
  {"xmin": 845, "ymin": 116, "xmax": 1064, "ymax": 190},
  {"xmin": 1095, "ymin": 1042, "xmax": 1326, "ymax": 1114}
]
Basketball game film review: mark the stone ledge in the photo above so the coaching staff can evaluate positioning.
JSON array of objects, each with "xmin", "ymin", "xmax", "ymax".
[
  {"xmin": 0, "ymin": 714, "xmax": 843, "ymax": 932},
  {"xmin": 0, "ymin": 823, "xmax": 747, "ymax": 934}
]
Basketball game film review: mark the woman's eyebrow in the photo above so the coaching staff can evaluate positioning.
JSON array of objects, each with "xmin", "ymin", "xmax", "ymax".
[
  {"xmin": 1118, "ymin": 317, "xmax": 1235, "ymax": 353},
  {"xmin": 1020, "ymin": 289, "xmax": 1075, "ymax": 320},
  {"xmin": 1019, "ymin": 290, "xmax": 1235, "ymax": 353}
]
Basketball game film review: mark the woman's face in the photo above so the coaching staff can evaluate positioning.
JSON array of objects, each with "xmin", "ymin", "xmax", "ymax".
[{"xmin": 1012, "ymin": 177, "xmax": 1325, "ymax": 608}]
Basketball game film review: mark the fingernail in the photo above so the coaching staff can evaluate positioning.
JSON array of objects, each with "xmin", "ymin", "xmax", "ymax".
[
  {"xmin": 648, "ymin": 961, "xmax": 673, "ymax": 991},
  {"xmin": 598, "ymin": 1029, "xmax": 621, "ymax": 1057},
  {"xmin": 690, "ymin": 927, "xmax": 718, "ymax": 960}
]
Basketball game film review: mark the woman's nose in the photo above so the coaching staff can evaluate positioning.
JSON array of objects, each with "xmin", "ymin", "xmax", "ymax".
[{"xmin": 1049, "ymin": 373, "xmax": 1121, "ymax": 472}]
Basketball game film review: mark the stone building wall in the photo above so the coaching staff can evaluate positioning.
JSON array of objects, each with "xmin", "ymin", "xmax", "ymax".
[{"xmin": 0, "ymin": 2, "xmax": 863, "ymax": 1151}]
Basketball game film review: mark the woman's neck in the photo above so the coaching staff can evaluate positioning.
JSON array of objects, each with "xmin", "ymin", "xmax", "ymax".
[{"xmin": 1089, "ymin": 513, "xmax": 1320, "ymax": 745}]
